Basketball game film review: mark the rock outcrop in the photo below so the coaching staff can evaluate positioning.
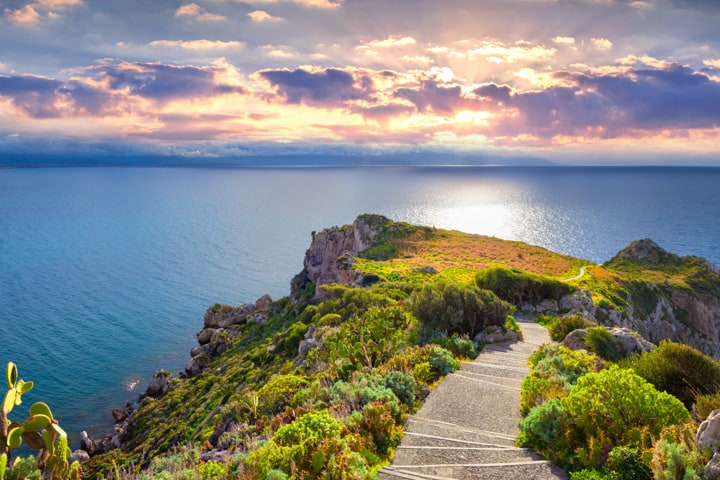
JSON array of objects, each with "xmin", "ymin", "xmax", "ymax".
[
  {"xmin": 291, "ymin": 214, "xmax": 390, "ymax": 300},
  {"xmin": 561, "ymin": 327, "xmax": 655, "ymax": 357}
]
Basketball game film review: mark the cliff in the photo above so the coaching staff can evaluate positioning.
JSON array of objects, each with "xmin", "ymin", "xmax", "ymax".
[{"xmin": 79, "ymin": 216, "xmax": 720, "ymax": 479}]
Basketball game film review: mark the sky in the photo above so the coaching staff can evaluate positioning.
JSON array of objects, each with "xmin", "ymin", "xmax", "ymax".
[{"xmin": 1, "ymin": 0, "xmax": 720, "ymax": 164}]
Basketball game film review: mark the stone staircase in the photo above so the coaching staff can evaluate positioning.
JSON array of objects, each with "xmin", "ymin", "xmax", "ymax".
[{"xmin": 378, "ymin": 320, "xmax": 568, "ymax": 480}]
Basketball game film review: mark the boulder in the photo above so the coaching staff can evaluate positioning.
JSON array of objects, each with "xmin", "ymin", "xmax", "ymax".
[
  {"xmin": 111, "ymin": 408, "xmax": 128, "ymax": 423},
  {"xmin": 145, "ymin": 370, "xmax": 172, "ymax": 399},
  {"xmin": 80, "ymin": 431, "xmax": 97, "ymax": 455},
  {"xmin": 254, "ymin": 294, "xmax": 273, "ymax": 311},
  {"xmin": 203, "ymin": 303, "xmax": 254, "ymax": 329},
  {"xmin": 698, "ymin": 410, "xmax": 720, "ymax": 450},
  {"xmin": 197, "ymin": 328, "xmax": 216, "ymax": 345},
  {"xmin": 560, "ymin": 290, "xmax": 595, "ymax": 318},
  {"xmin": 608, "ymin": 327, "xmax": 655, "ymax": 356},
  {"xmin": 535, "ymin": 299, "xmax": 559, "ymax": 314},
  {"xmin": 68, "ymin": 449, "xmax": 90, "ymax": 465},
  {"xmin": 706, "ymin": 451, "xmax": 720, "ymax": 480},
  {"xmin": 562, "ymin": 329, "xmax": 589, "ymax": 351},
  {"xmin": 475, "ymin": 325, "xmax": 521, "ymax": 344}
]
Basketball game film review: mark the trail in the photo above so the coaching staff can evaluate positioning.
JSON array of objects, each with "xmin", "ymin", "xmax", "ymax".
[{"xmin": 378, "ymin": 318, "xmax": 567, "ymax": 480}]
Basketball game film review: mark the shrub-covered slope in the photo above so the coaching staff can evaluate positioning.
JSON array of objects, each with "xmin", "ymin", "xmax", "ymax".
[{"xmin": 58, "ymin": 215, "xmax": 720, "ymax": 479}]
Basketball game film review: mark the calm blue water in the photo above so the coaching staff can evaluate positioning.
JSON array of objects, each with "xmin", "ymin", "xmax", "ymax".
[{"xmin": 1, "ymin": 166, "xmax": 719, "ymax": 443}]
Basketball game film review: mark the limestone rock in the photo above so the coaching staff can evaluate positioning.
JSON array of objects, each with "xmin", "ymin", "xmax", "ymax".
[
  {"xmin": 608, "ymin": 327, "xmax": 655, "ymax": 356},
  {"xmin": 706, "ymin": 451, "xmax": 720, "ymax": 480},
  {"xmin": 562, "ymin": 329, "xmax": 589, "ymax": 351},
  {"xmin": 197, "ymin": 327, "xmax": 216, "ymax": 345},
  {"xmin": 698, "ymin": 410, "xmax": 720, "ymax": 450},
  {"xmin": 291, "ymin": 214, "xmax": 392, "ymax": 300},
  {"xmin": 560, "ymin": 290, "xmax": 596, "ymax": 318},
  {"xmin": 475, "ymin": 325, "xmax": 521, "ymax": 344},
  {"xmin": 203, "ymin": 303, "xmax": 254, "ymax": 329},
  {"xmin": 68, "ymin": 449, "xmax": 90, "ymax": 465},
  {"xmin": 535, "ymin": 299, "xmax": 559, "ymax": 314},
  {"xmin": 609, "ymin": 238, "xmax": 679, "ymax": 265},
  {"xmin": 145, "ymin": 370, "xmax": 172, "ymax": 399},
  {"xmin": 80, "ymin": 431, "xmax": 97, "ymax": 455},
  {"xmin": 254, "ymin": 294, "xmax": 273, "ymax": 311},
  {"xmin": 112, "ymin": 408, "xmax": 128, "ymax": 423}
]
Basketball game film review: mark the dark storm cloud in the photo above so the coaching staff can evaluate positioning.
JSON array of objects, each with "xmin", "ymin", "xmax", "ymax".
[
  {"xmin": 501, "ymin": 63, "xmax": 720, "ymax": 136},
  {"xmin": 395, "ymin": 81, "xmax": 471, "ymax": 114},
  {"xmin": 259, "ymin": 68, "xmax": 372, "ymax": 105},
  {"xmin": 97, "ymin": 62, "xmax": 245, "ymax": 101},
  {"xmin": 0, "ymin": 75, "xmax": 64, "ymax": 117}
]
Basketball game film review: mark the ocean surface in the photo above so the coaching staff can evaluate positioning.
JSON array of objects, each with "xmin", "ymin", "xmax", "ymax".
[{"xmin": 1, "ymin": 166, "xmax": 719, "ymax": 445}]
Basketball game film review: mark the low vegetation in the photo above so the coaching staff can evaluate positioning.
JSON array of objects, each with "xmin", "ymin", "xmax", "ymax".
[{"xmin": 11, "ymin": 217, "xmax": 720, "ymax": 479}]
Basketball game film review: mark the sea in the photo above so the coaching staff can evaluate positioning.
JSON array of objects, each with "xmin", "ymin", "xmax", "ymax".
[{"xmin": 1, "ymin": 165, "xmax": 719, "ymax": 446}]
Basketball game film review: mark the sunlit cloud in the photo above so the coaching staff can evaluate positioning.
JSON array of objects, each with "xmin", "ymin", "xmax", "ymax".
[
  {"xmin": 4, "ymin": 5, "xmax": 41, "ymax": 25},
  {"xmin": 250, "ymin": 0, "xmax": 341, "ymax": 8},
  {"xmin": 553, "ymin": 36, "xmax": 576, "ymax": 46},
  {"xmin": 591, "ymin": 38, "xmax": 613, "ymax": 52},
  {"xmin": 175, "ymin": 3, "xmax": 225, "ymax": 22},
  {"xmin": 247, "ymin": 10, "xmax": 283, "ymax": 22}
]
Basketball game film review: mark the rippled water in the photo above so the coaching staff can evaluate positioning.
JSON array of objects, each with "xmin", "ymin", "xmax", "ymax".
[{"xmin": 1, "ymin": 166, "xmax": 718, "ymax": 443}]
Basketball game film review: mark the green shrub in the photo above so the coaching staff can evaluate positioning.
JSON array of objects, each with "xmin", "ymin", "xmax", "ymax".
[
  {"xmin": 280, "ymin": 321, "xmax": 308, "ymax": 354},
  {"xmin": 199, "ymin": 460, "xmax": 227, "ymax": 480},
  {"xmin": 384, "ymin": 371, "xmax": 417, "ymax": 406},
  {"xmin": 584, "ymin": 327, "xmax": 622, "ymax": 362},
  {"xmin": 520, "ymin": 366, "xmax": 690, "ymax": 472},
  {"xmin": 651, "ymin": 438, "xmax": 704, "ymax": 480},
  {"xmin": 475, "ymin": 267, "xmax": 571, "ymax": 305},
  {"xmin": 434, "ymin": 334, "xmax": 479, "ymax": 359},
  {"xmin": 621, "ymin": 341, "xmax": 720, "ymax": 409},
  {"xmin": 427, "ymin": 346, "xmax": 459, "ymax": 376},
  {"xmin": 256, "ymin": 375, "xmax": 308, "ymax": 417},
  {"xmin": 539, "ymin": 314, "xmax": 592, "ymax": 342},
  {"xmin": 520, "ymin": 344, "xmax": 597, "ymax": 415},
  {"xmin": 570, "ymin": 470, "xmax": 609, "ymax": 480},
  {"xmin": 605, "ymin": 446, "xmax": 651, "ymax": 480},
  {"xmin": 4, "ymin": 456, "xmax": 42, "ymax": 480},
  {"xmin": 409, "ymin": 281, "xmax": 510, "ymax": 342},
  {"xmin": 562, "ymin": 366, "xmax": 690, "ymax": 469},
  {"xmin": 694, "ymin": 392, "xmax": 720, "ymax": 421},
  {"xmin": 264, "ymin": 470, "xmax": 289, "ymax": 480},
  {"xmin": 247, "ymin": 410, "xmax": 368, "ymax": 479}
]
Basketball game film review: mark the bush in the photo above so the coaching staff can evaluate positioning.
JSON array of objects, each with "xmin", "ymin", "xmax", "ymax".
[
  {"xmin": 605, "ymin": 446, "xmax": 651, "ymax": 480},
  {"xmin": 520, "ymin": 344, "xmax": 597, "ymax": 415},
  {"xmin": 584, "ymin": 327, "xmax": 622, "ymax": 362},
  {"xmin": 571, "ymin": 470, "xmax": 609, "ymax": 480},
  {"xmin": 621, "ymin": 341, "xmax": 720, "ymax": 409},
  {"xmin": 434, "ymin": 334, "xmax": 479, "ymax": 359},
  {"xmin": 384, "ymin": 371, "xmax": 417, "ymax": 406},
  {"xmin": 562, "ymin": 366, "xmax": 690, "ymax": 469},
  {"xmin": 428, "ymin": 346, "xmax": 460, "ymax": 377},
  {"xmin": 247, "ymin": 410, "xmax": 368, "ymax": 479},
  {"xmin": 539, "ymin": 314, "xmax": 592, "ymax": 342},
  {"xmin": 520, "ymin": 366, "xmax": 690, "ymax": 472},
  {"xmin": 409, "ymin": 281, "xmax": 511, "ymax": 341},
  {"xmin": 475, "ymin": 267, "xmax": 571, "ymax": 305},
  {"xmin": 256, "ymin": 375, "xmax": 309, "ymax": 417},
  {"xmin": 651, "ymin": 438, "xmax": 704, "ymax": 480}
]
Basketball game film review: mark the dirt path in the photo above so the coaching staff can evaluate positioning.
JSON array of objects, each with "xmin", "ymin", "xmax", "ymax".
[
  {"xmin": 378, "ymin": 318, "xmax": 568, "ymax": 480},
  {"xmin": 562, "ymin": 265, "xmax": 589, "ymax": 283}
]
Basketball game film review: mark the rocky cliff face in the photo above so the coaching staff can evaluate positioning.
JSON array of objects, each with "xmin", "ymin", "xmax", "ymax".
[
  {"xmin": 558, "ymin": 240, "xmax": 720, "ymax": 358},
  {"xmin": 291, "ymin": 214, "xmax": 388, "ymax": 299}
]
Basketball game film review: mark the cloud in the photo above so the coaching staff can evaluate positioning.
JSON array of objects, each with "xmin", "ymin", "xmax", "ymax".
[
  {"xmin": 259, "ymin": 67, "xmax": 372, "ymax": 106},
  {"xmin": 395, "ymin": 81, "xmax": 471, "ymax": 115},
  {"xmin": 4, "ymin": 5, "xmax": 41, "ymax": 24},
  {"xmin": 591, "ymin": 37, "xmax": 613, "ymax": 52},
  {"xmin": 149, "ymin": 40, "xmax": 244, "ymax": 50},
  {"xmin": 248, "ymin": 10, "xmax": 283, "ymax": 22},
  {"xmin": 4, "ymin": 0, "xmax": 82, "ymax": 25},
  {"xmin": 250, "ymin": 0, "xmax": 341, "ymax": 7},
  {"xmin": 0, "ymin": 74, "xmax": 64, "ymax": 117},
  {"xmin": 553, "ymin": 36, "xmax": 576, "ymax": 46},
  {"xmin": 175, "ymin": 3, "xmax": 225, "ymax": 21}
]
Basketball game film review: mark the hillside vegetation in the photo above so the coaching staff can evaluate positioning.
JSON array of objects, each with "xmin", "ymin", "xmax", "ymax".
[{"xmin": 3, "ymin": 215, "xmax": 719, "ymax": 480}]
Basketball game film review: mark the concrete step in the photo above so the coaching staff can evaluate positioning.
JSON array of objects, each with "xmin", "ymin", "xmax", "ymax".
[
  {"xmin": 402, "ymin": 417, "xmax": 517, "ymax": 447},
  {"xmin": 379, "ymin": 460, "xmax": 568, "ymax": 480},
  {"xmin": 392, "ymin": 444, "xmax": 541, "ymax": 466}
]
